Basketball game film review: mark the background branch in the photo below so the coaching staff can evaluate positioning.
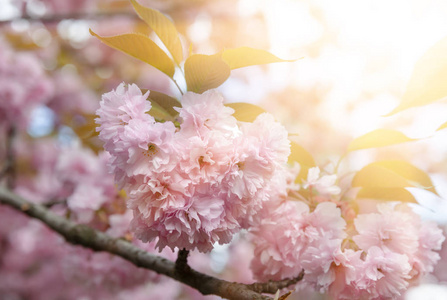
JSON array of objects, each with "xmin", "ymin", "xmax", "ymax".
[
  {"xmin": 0, "ymin": 187, "xmax": 302, "ymax": 300},
  {"xmin": 0, "ymin": 126, "xmax": 16, "ymax": 189},
  {"xmin": 0, "ymin": 11, "xmax": 137, "ymax": 25}
]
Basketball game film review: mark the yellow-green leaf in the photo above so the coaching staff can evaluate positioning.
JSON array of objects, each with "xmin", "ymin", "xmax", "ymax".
[
  {"xmin": 130, "ymin": 0, "xmax": 183, "ymax": 64},
  {"xmin": 288, "ymin": 141, "xmax": 316, "ymax": 181},
  {"xmin": 347, "ymin": 129, "xmax": 415, "ymax": 151},
  {"xmin": 372, "ymin": 160, "xmax": 437, "ymax": 195},
  {"xmin": 436, "ymin": 121, "xmax": 447, "ymax": 131},
  {"xmin": 66, "ymin": 114, "xmax": 102, "ymax": 153},
  {"xmin": 222, "ymin": 47, "xmax": 294, "ymax": 70},
  {"xmin": 147, "ymin": 90, "xmax": 181, "ymax": 117},
  {"xmin": 71, "ymin": 114, "xmax": 98, "ymax": 139},
  {"xmin": 90, "ymin": 30, "xmax": 175, "ymax": 77},
  {"xmin": 356, "ymin": 187, "xmax": 417, "ymax": 203},
  {"xmin": 352, "ymin": 164, "xmax": 412, "ymax": 188},
  {"xmin": 147, "ymin": 102, "xmax": 175, "ymax": 122},
  {"xmin": 225, "ymin": 103, "xmax": 265, "ymax": 122},
  {"xmin": 387, "ymin": 36, "xmax": 447, "ymax": 115},
  {"xmin": 184, "ymin": 53, "xmax": 231, "ymax": 93}
]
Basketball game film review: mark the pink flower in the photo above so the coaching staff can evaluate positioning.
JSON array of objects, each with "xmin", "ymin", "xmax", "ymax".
[
  {"xmin": 131, "ymin": 185, "xmax": 239, "ymax": 252},
  {"xmin": 240, "ymin": 113, "xmax": 291, "ymax": 165},
  {"xmin": 177, "ymin": 89, "xmax": 238, "ymax": 138},
  {"xmin": 302, "ymin": 167, "xmax": 341, "ymax": 196},
  {"xmin": 250, "ymin": 201, "xmax": 346, "ymax": 283},
  {"xmin": 408, "ymin": 218, "xmax": 444, "ymax": 279},
  {"xmin": 96, "ymin": 82, "xmax": 153, "ymax": 153},
  {"xmin": 106, "ymin": 210, "xmax": 133, "ymax": 238},
  {"xmin": 353, "ymin": 203, "xmax": 419, "ymax": 255},
  {"xmin": 118, "ymin": 118, "xmax": 177, "ymax": 177},
  {"xmin": 67, "ymin": 184, "xmax": 106, "ymax": 223},
  {"xmin": 48, "ymin": 70, "xmax": 98, "ymax": 116},
  {"xmin": 357, "ymin": 246, "xmax": 412, "ymax": 298},
  {"xmin": 0, "ymin": 42, "xmax": 53, "ymax": 128},
  {"xmin": 177, "ymin": 133, "xmax": 234, "ymax": 185},
  {"xmin": 327, "ymin": 249, "xmax": 364, "ymax": 299}
]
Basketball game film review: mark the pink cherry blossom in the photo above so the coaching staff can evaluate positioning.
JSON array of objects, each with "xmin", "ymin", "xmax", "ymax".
[
  {"xmin": 96, "ymin": 82, "xmax": 153, "ymax": 153},
  {"xmin": 118, "ymin": 118, "xmax": 178, "ymax": 177},
  {"xmin": 176, "ymin": 89, "xmax": 238, "ymax": 138},
  {"xmin": 250, "ymin": 201, "xmax": 346, "ymax": 282},
  {"xmin": 302, "ymin": 167, "xmax": 341, "ymax": 196},
  {"xmin": 359, "ymin": 246, "xmax": 412, "ymax": 298},
  {"xmin": 353, "ymin": 203, "xmax": 419, "ymax": 255},
  {"xmin": 0, "ymin": 41, "xmax": 53, "ymax": 129}
]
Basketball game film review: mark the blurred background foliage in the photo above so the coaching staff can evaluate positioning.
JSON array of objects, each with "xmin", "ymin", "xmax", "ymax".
[{"xmin": 2, "ymin": 0, "xmax": 447, "ymax": 216}]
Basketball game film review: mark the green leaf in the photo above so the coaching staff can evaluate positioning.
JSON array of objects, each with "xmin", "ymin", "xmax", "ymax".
[
  {"xmin": 387, "ymin": 36, "xmax": 447, "ymax": 115},
  {"xmin": 184, "ymin": 53, "xmax": 231, "ymax": 93},
  {"xmin": 222, "ymin": 47, "xmax": 294, "ymax": 69},
  {"xmin": 347, "ymin": 129, "xmax": 415, "ymax": 151},
  {"xmin": 225, "ymin": 103, "xmax": 265, "ymax": 122},
  {"xmin": 372, "ymin": 160, "xmax": 438, "ymax": 195},
  {"xmin": 90, "ymin": 30, "xmax": 175, "ymax": 77},
  {"xmin": 436, "ymin": 121, "xmax": 447, "ymax": 131},
  {"xmin": 147, "ymin": 90, "xmax": 181, "ymax": 117},
  {"xmin": 352, "ymin": 164, "xmax": 413, "ymax": 188},
  {"xmin": 288, "ymin": 141, "xmax": 316, "ymax": 182},
  {"xmin": 130, "ymin": 0, "xmax": 183, "ymax": 64},
  {"xmin": 356, "ymin": 187, "xmax": 417, "ymax": 203}
]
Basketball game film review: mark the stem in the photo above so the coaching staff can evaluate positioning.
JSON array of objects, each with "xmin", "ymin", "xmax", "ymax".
[
  {"xmin": 172, "ymin": 78, "xmax": 184, "ymax": 95},
  {"xmin": 334, "ymin": 152, "xmax": 347, "ymax": 175}
]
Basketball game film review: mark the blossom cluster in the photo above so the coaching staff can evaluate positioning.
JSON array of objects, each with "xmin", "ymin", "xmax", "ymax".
[
  {"xmin": 251, "ymin": 169, "xmax": 445, "ymax": 299},
  {"xmin": 0, "ymin": 41, "xmax": 53, "ymax": 130},
  {"xmin": 96, "ymin": 83, "xmax": 292, "ymax": 252},
  {"xmin": 14, "ymin": 139, "xmax": 122, "ymax": 226}
]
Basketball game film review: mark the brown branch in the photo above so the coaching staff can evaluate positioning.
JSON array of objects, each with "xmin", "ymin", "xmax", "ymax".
[
  {"xmin": 0, "ymin": 11, "xmax": 137, "ymax": 25},
  {"xmin": 0, "ymin": 187, "xmax": 303, "ymax": 300},
  {"xmin": 42, "ymin": 198, "xmax": 67, "ymax": 208},
  {"xmin": 0, "ymin": 126, "xmax": 16, "ymax": 188},
  {"xmin": 175, "ymin": 248, "xmax": 191, "ymax": 273},
  {"xmin": 247, "ymin": 270, "xmax": 305, "ymax": 294}
]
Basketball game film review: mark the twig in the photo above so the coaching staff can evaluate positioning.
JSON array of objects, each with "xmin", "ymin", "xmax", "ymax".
[
  {"xmin": 0, "ymin": 11, "xmax": 137, "ymax": 25},
  {"xmin": 175, "ymin": 248, "xmax": 191, "ymax": 273},
  {"xmin": 0, "ymin": 187, "xmax": 303, "ymax": 300},
  {"xmin": 172, "ymin": 78, "xmax": 184, "ymax": 95}
]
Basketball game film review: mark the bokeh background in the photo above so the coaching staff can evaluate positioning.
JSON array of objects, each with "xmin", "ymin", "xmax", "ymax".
[{"xmin": 2, "ymin": 0, "xmax": 447, "ymax": 298}]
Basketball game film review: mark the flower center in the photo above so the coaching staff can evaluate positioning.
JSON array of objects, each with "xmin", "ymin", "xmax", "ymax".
[
  {"xmin": 198, "ymin": 155, "xmax": 206, "ymax": 167},
  {"xmin": 143, "ymin": 143, "xmax": 158, "ymax": 157},
  {"xmin": 237, "ymin": 161, "xmax": 245, "ymax": 170}
]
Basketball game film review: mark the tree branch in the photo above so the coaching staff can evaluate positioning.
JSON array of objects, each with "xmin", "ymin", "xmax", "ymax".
[
  {"xmin": 247, "ymin": 270, "xmax": 304, "ymax": 294},
  {"xmin": 0, "ymin": 126, "xmax": 16, "ymax": 189},
  {"xmin": 0, "ymin": 11, "xmax": 137, "ymax": 25},
  {"xmin": 0, "ymin": 187, "xmax": 302, "ymax": 300}
]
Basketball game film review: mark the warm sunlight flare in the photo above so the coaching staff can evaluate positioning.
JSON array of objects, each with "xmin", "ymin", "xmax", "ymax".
[{"xmin": 2, "ymin": 0, "xmax": 447, "ymax": 299}]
